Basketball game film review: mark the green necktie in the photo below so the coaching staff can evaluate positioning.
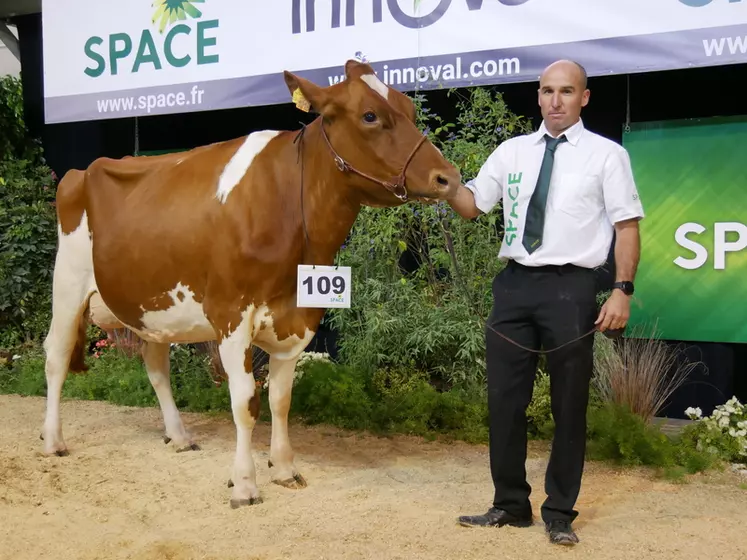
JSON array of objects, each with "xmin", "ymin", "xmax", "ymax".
[{"xmin": 522, "ymin": 134, "xmax": 567, "ymax": 254}]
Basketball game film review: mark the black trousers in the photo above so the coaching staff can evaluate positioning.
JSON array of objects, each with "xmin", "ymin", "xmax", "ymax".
[{"xmin": 486, "ymin": 259, "xmax": 598, "ymax": 524}]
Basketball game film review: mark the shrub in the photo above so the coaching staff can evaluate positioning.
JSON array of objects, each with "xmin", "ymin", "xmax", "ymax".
[
  {"xmin": 328, "ymin": 86, "xmax": 534, "ymax": 387},
  {"xmin": 526, "ymin": 369, "xmax": 554, "ymax": 439},
  {"xmin": 681, "ymin": 397, "xmax": 747, "ymax": 463},
  {"xmin": 0, "ymin": 76, "xmax": 58, "ymax": 349},
  {"xmin": 585, "ymin": 401, "xmax": 718, "ymax": 480},
  {"xmin": 0, "ymin": 340, "xmax": 231, "ymax": 413},
  {"xmin": 592, "ymin": 323, "xmax": 701, "ymax": 423}
]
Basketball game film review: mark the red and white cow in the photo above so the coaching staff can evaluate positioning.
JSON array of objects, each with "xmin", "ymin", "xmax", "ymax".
[{"xmin": 41, "ymin": 59, "xmax": 461, "ymax": 508}]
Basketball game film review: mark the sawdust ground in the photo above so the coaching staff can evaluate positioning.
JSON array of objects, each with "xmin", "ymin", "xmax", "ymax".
[{"xmin": 1, "ymin": 394, "xmax": 745, "ymax": 560}]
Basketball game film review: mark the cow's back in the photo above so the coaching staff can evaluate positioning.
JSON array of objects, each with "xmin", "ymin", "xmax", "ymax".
[{"xmin": 75, "ymin": 131, "xmax": 301, "ymax": 332}]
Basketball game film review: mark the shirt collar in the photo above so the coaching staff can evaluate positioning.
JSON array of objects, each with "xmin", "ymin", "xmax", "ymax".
[{"xmin": 533, "ymin": 118, "xmax": 585, "ymax": 146}]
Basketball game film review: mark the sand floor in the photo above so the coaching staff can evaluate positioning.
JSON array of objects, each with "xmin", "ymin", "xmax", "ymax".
[{"xmin": 1, "ymin": 394, "xmax": 746, "ymax": 560}]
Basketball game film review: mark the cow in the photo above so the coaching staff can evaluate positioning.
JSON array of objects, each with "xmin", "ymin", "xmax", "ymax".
[{"xmin": 40, "ymin": 59, "xmax": 461, "ymax": 508}]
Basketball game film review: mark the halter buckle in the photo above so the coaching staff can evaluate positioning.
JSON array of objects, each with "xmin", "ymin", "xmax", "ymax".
[
  {"xmin": 334, "ymin": 155, "xmax": 348, "ymax": 172},
  {"xmin": 386, "ymin": 181, "xmax": 408, "ymax": 201}
]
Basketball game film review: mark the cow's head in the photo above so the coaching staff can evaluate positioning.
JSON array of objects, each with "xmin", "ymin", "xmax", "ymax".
[{"xmin": 283, "ymin": 60, "xmax": 461, "ymax": 206}]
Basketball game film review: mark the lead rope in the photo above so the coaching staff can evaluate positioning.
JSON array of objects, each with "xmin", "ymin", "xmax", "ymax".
[
  {"xmin": 134, "ymin": 116, "xmax": 140, "ymax": 156},
  {"xmin": 293, "ymin": 122, "xmax": 312, "ymax": 261},
  {"xmin": 624, "ymin": 74, "xmax": 631, "ymax": 134},
  {"xmin": 436, "ymin": 217, "xmax": 603, "ymax": 355}
]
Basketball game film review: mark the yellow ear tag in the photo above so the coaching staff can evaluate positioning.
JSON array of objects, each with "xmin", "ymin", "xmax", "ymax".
[{"xmin": 292, "ymin": 88, "xmax": 310, "ymax": 112}]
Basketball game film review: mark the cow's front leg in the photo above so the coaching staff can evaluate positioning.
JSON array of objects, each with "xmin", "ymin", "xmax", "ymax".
[
  {"xmin": 217, "ymin": 311, "xmax": 262, "ymax": 508},
  {"xmin": 267, "ymin": 355, "xmax": 307, "ymax": 489}
]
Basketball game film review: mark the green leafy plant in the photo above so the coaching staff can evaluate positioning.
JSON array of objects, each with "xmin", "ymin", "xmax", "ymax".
[
  {"xmin": 0, "ymin": 76, "xmax": 58, "ymax": 349},
  {"xmin": 328, "ymin": 87, "xmax": 534, "ymax": 387}
]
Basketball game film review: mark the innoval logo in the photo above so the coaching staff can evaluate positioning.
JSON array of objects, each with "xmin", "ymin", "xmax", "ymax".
[
  {"xmin": 151, "ymin": 0, "xmax": 206, "ymax": 33},
  {"xmin": 83, "ymin": 0, "xmax": 219, "ymax": 77}
]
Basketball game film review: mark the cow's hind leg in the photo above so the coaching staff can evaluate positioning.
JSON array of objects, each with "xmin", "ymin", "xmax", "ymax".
[
  {"xmin": 42, "ymin": 216, "xmax": 94, "ymax": 456},
  {"xmin": 141, "ymin": 342, "xmax": 199, "ymax": 452},
  {"xmin": 42, "ymin": 307, "xmax": 88, "ymax": 456},
  {"xmin": 268, "ymin": 355, "xmax": 306, "ymax": 489},
  {"xmin": 216, "ymin": 309, "xmax": 262, "ymax": 508}
]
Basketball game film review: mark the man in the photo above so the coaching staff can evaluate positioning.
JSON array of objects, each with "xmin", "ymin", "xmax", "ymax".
[{"xmin": 446, "ymin": 60, "xmax": 644, "ymax": 545}]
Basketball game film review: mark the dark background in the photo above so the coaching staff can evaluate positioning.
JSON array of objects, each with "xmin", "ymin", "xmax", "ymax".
[{"xmin": 12, "ymin": 13, "xmax": 747, "ymax": 417}]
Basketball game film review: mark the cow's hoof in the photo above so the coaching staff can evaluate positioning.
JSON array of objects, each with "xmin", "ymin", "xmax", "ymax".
[
  {"xmin": 41, "ymin": 435, "xmax": 69, "ymax": 456},
  {"xmin": 43, "ymin": 447, "xmax": 68, "ymax": 457},
  {"xmin": 273, "ymin": 473, "xmax": 307, "ymax": 489},
  {"xmin": 163, "ymin": 435, "xmax": 199, "ymax": 452},
  {"xmin": 230, "ymin": 496, "xmax": 263, "ymax": 508}
]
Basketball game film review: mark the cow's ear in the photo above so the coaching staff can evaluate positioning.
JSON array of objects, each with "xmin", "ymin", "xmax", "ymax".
[
  {"xmin": 283, "ymin": 71, "xmax": 330, "ymax": 115},
  {"xmin": 344, "ymin": 59, "xmax": 373, "ymax": 80}
]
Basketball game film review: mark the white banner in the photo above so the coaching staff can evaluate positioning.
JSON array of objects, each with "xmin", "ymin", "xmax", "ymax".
[{"xmin": 41, "ymin": 0, "xmax": 747, "ymax": 123}]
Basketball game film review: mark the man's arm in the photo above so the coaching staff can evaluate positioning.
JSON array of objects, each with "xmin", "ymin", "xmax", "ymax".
[
  {"xmin": 448, "ymin": 147, "xmax": 504, "ymax": 220},
  {"xmin": 596, "ymin": 146, "xmax": 645, "ymax": 332},
  {"xmin": 596, "ymin": 219, "xmax": 640, "ymax": 332},
  {"xmin": 613, "ymin": 217, "xmax": 640, "ymax": 283}
]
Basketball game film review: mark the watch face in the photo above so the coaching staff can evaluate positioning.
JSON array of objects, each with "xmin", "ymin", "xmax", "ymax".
[{"xmin": 616, "ymin": 282, "xmax": 634, "ymax": 295}]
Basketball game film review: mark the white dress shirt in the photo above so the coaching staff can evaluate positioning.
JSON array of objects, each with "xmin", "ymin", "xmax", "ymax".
[{"xmin": 464, "ymin": 119, "xmax": 645, "ymax": 269}]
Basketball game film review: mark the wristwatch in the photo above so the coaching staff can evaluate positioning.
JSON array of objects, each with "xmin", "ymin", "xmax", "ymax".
[{"xmin": 612, "ymin": 281, "xmax": 635, "ymax": 296}]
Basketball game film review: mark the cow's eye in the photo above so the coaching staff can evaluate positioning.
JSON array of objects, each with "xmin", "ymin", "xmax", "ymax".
[{"xmin": 363, "ymin": 111, "xmax": 377, "ymax": 123}]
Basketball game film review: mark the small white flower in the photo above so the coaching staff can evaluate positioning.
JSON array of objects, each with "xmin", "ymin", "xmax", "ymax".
[{"xmin": 685, "ymin": 407, "xmax": 702, "ymax": 420}]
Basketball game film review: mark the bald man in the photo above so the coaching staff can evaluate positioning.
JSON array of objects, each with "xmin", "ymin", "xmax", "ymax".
[{"xmin": 447, "ymin": 60, "xmax": 645, "ymax": 545}]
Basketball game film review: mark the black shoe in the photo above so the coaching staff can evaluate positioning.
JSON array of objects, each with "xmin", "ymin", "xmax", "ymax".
[
  {"xmin": 458, "ymin": 507, "xmax": 533, "ymax": 528},
  {"xmin": 545, "ymin": 519, "xmax": 579, "ymax": 545}
]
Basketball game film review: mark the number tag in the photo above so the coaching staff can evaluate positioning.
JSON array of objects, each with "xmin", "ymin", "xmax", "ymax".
[{"xmin": 296, "ymin": 265, "xmax": 352, "ymax": 308}]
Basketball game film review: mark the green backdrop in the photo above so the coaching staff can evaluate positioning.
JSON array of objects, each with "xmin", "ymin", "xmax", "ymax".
[{"xmin": 623, "ymin": 115, "xmax": 747, "ymax": 344}]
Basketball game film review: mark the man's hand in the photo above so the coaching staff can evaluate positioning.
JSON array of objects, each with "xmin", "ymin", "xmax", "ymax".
[
  {"xmin": 595, "ymin": 289, "xmax": 631, "ymax": 332},
  {"xmin": 447, "ymin": 185, "xmax": 482, "ymax": 220}
]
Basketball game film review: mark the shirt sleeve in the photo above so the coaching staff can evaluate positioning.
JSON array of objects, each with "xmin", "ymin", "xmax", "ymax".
[
  {"xmin": 463, "ymin": 146, "xmax": 504, "ymax": 214},
  {"xmin": 602, "ymin": 145, "xmax": 645, "ymax": 224}
]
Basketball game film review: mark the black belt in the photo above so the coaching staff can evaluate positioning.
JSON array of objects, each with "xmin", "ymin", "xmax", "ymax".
[{"xmin": 505, "ymin": 260, "xmax": 592, "ymax": 274}]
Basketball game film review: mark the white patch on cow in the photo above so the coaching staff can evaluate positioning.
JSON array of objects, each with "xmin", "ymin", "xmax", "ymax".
[
  {"xmin": 137, "ymin": 282, "xmax": 215, "ymax": 344},
  {"xmin": 87, "ymin": 292, "xmax": 124, "ymax": 330},
  {"xmin": 216, "ymin": 130, "xmax": 280, "ymax": 204},
  {"xmin": 252, "ymin": 307, "xmax": 314, "ymax": 359},
  {"xmin": 361, "ymin": 73, "xmax": 389, "ymax": 100},
  {"xmin": 218, "ymin": 306, "xmax": 261, "ymax": 504},
  {"xmin": 43, "ymin": 211, "xmax": 97, "ymax": 454}
]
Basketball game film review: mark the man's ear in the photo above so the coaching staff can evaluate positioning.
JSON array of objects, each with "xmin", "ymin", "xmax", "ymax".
[{"xmin": 283, "ymin": 71, "xmax": 330, "ymax": 115}]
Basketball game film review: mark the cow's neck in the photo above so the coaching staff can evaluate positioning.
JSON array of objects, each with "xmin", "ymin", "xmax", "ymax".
[{"xmin": 292, "ymin": 118, "xmax": 362, "ymax": 266}]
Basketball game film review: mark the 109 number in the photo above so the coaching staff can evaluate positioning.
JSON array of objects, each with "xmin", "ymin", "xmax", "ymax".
[{"xmin": 302, "ymin": 275, "xmax": 346, "ymax": 295}]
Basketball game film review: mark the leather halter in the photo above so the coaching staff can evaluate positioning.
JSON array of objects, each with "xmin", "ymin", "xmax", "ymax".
[{"xmin": 317, "ymin": 116, "xmax": 428, "ymax": 202}]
